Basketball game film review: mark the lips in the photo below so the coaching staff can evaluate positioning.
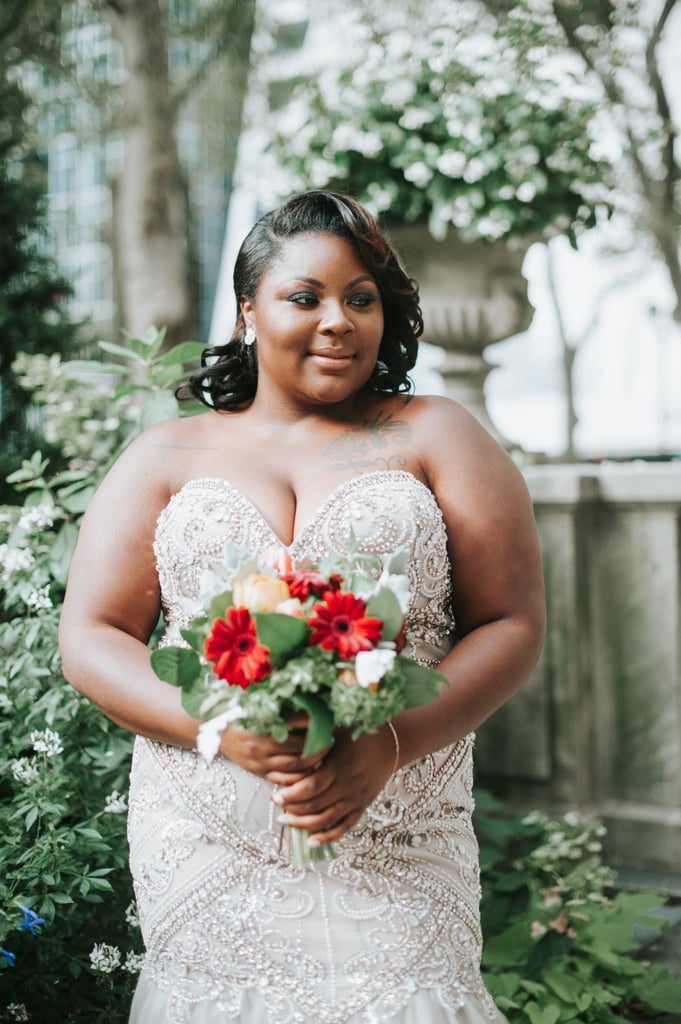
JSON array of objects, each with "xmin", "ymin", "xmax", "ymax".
[{"xmin": 309, "ymin": 350, "xmax": 354, "ymax": 360}]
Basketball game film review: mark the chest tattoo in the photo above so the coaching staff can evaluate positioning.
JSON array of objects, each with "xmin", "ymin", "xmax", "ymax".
[{"xmin": 323, "ymin": 412, "xmax": 412, "ymax": 472}]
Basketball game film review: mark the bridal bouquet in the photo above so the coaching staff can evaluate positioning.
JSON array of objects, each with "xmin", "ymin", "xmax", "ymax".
[{"xmin": 150, "ymin": 541, "xmax": 446, "ymax": 865}]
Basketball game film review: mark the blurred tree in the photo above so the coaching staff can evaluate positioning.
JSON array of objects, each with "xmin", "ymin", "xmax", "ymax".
[
  {"xmin": 483, "ymin": 0, "xmax": 681, "ymax": 323},
  {"xmin": 90, "ymin": 0, "xmax": 257, "ymax": 348},
  {"xmin": 0, "ymin": 0, "xmax": 81, "ymax": 502},
  {"xmin": 8, "ymin": 0, "xmax": 256, "ymax": 351}
]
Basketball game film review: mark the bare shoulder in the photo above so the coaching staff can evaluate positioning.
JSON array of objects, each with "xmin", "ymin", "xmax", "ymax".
[
  {"xmin": 398, "ymin": 394, "xmax": 532, "ymax": 511},
  {"xmin": 81, "ymin": 413, "xmax": 215, "ymax": 533},
  {"xmin": 102, "ymin": 412, "xmax": 218, "ymax": 489}
]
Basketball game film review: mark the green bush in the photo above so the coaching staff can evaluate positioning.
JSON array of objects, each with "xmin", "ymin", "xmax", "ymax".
[
  {"xmin": 0, "ymin": 330, "xmax": 201, "ymax": 1022},
  {"xmin": 476, "ymin": 792, "xmax": 681, "ymax": 1022}
]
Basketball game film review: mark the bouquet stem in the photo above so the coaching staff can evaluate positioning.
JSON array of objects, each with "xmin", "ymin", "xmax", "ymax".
[{"xmin": 283, "ymin": 825, "xmax": 336, "ymax": 868}]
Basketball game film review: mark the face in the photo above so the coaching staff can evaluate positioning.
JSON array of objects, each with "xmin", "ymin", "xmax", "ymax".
[{"xmin": 241, "ymin": 233, "xmax": 384, "ymax": 413}]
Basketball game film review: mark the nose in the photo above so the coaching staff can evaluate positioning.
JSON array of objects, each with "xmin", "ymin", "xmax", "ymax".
[{"xmin": 319, "ymin": 299, "xmax": 353, "ymax": 335}]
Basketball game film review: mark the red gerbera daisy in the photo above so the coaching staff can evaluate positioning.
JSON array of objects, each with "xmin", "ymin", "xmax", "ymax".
[
  {"xmin": 204, "ymin": 607, "xmax": 271, "ymax": 689},
  {"xmin": 281, "ymin": 570, "xmax": 343, "ymax": 600},
  {"xmin": 308, "ymin": 591, "xmax": 383, "ymax": 659}
]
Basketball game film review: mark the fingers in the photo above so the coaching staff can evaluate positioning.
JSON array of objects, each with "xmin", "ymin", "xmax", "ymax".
[
  {"xmin": 271, "ymin": 728, "xmax": 396, "ymax": 843},
  {"xmin": 271, "ymin": 763, "xmax": 334, "ymax": 803},
  {"xmin": 278, "ymin": 801, "xmax": 356, "ymax": 835},
  {"xmin": 307, "ymin": 810, "xmax": 363, "ymax": 846}
]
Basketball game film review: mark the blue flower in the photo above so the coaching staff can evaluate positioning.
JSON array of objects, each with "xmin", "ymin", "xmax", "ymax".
[
  {"xmin": 1, "ymin": 948, "xmax": 16, "ymax": 967},
  {"xmin": 18, "ymin": 904, "xmax": 46, "ymax": 935}
]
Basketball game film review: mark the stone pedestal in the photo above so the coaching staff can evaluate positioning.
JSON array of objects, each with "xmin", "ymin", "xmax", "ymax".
[
  {"xmin": 389, "ymin": 224, "xmax": 534, "ymax": 445},
  {"xmin": 476, "ymin": 462, "xmax": 681, "ymax": 878}
]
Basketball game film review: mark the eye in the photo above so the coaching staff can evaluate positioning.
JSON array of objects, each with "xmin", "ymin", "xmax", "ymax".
[
  {"xmin": 348, "ymin": 292, "xmax": 379, "ymax": 308},
  {"xmin": 287, "ymin": 291, "xmax": 319, "ymax": 307}
]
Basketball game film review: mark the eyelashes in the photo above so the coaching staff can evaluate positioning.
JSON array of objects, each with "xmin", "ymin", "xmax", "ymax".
[{"xmin": 287, "ymin": 291, "xmax": 379, "ymax": 308}]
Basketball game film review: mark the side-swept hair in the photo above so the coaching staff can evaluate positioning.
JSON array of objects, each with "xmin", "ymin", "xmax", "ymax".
[{"xmin": 178, "ymin": 191, "xmax": 423, "ymax": 409}]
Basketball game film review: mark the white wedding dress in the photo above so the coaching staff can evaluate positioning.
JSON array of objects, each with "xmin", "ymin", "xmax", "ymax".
[{"xmin": 127, "ymin": 471, "xmax": 507, "ymax": 1024}]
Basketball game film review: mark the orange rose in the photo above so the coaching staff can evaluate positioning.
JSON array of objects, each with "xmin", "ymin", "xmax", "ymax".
[{"xmin": 232, "ymin": 573, "xmax": 291, "ymax": 613}]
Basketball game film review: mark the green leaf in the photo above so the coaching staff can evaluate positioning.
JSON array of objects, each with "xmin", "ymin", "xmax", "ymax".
[
  {"xmin": 59, "ymin": 485, "xmax": 95, "ymax": 514},
  {"xmin": 180, "ymin": 624, "xmax": 209, "ymax": 652},
  {"xmin": 207, "ymin": 590, "xmax": 233, "ymax": 620},
  {"xmin": 494, "ymin": 870, "xmax": 527, "ymax": 892},
  {"xmin": 61, "ymin": 359, "xmax": 126, "ymax": 377},
  {"xmin": 253, "ymin": 612, "xmax": 309, "ymax": 661},
  {"xmin": 158, "ymin": 340, "xmax": 204, "ymax": 366},
  {"xmin": 50, "ymin": 469, "xmax": 90, "ymax": 486},
  {"xmin": 541, "ymin": 965, "xmax": 585, "ymax": 1003},
  {"xmin": 152, "ymin": 362, "xmax": 188, "ymax": 387},
  {"xmin": 138, "ymin": 389, "xmax": 179, "ymax": 429},
  {"xmin": 527, "ymin": 930, "xmax": 573, "ymax": 969},
  {"xmin": 150, "ymin": 646, "xmax": 201, "ymax": 688},
  {"xmin": 484, "ymin": 972, "xmax": 523, "ymax": 999},
  {"xmin": 48, "ymin": 522, "xmax": 79, "ymax": 584},
  {"xmin": 641, "ymin": 965, "xmax": 681, "ymax": 1012},
  {"xmin": 365, "ymin": 587, "xmax": 403, "ymax": 640},
  {"xmin": 181, "ymin": 676, "xmax": 211, "ymax": 719},
  {"xmin": 290, "ymin": 692, "xmax": 335, "ymax": 756},
  {"xmin": 385, "ymin": 550, "xmax": 408, "ymax": 576},
  {"xmin": 397, "ymin": 657, "xmax": 446, "ymax": 706},
  {"xmin": 74, "ymin": 828, "xmax": 104, "ymax": 840},
  {"xmin": 482, "ymin": 921, "xmax": 533, "ymax": 967},
  {"xmin": 525, "ymin": 1003, "xmax": 561, "ymax": 1024},
  {"xmin": 98, "ymin": 339, "xmax": 147, "ymax": 364}
]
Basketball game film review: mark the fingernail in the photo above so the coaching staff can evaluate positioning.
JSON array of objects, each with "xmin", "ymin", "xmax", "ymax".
[
  {"xmin": 276, "ymin": 814, "xmax": 292, "ymax": 825},
  {"xmin": 307, "ymin": 836, "xmax": 320, "ymax": 849},
  {"xmin": 271, "ymin": 792, "xmax": 284, "ymax": 806}
]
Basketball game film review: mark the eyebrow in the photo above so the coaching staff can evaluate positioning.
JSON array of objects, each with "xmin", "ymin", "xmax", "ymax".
[{"xmin": 282, "ymin": 274, "xmax": 376, "ymax": 290}]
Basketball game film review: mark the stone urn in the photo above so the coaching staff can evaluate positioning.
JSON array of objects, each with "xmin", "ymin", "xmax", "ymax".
[{"xmin": 389, "ymin": 224, "xmax": 534, "ymax": 447}]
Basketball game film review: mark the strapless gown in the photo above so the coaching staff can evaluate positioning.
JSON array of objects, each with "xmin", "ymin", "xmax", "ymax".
[{"xmin": 127, "ymin": 471, "xmax": 507, "ymax": 1024}]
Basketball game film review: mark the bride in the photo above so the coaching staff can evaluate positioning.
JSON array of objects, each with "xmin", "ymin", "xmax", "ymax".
[{"xmin": 59, "ymin": 190, "xmax": 545, "ymax": 1023}]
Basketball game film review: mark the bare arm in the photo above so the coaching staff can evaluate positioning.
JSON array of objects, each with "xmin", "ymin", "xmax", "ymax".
[
  {"xmin": 58, "ymin": 427, "xmax": 199, "ymax": 746},
  {"xmin": 59, "ymin": 422, "xmax": 316, "ymax": 774},
  {"xmin": 393, "ymin": 397, "xmax": 546, "ymax": 762}
]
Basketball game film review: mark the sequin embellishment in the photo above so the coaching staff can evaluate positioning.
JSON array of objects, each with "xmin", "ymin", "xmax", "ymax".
[{"xmin": 128, "ymin": 471, "xmax": 500, "ymax": 1023}]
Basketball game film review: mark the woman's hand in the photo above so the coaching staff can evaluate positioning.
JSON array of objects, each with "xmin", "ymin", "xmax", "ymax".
[
  {"xmin": 220, "ymin": 714, "xmax": 327, "ymax": 783},
  {"xmin": 270, "ymin": 725, "xmax": 398, "ymax": 846}
]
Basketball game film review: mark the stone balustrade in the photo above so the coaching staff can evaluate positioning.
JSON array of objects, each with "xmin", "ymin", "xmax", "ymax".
[{"xmin": 475, "ymin": 461, "xmax": 681, "ymax": 874}]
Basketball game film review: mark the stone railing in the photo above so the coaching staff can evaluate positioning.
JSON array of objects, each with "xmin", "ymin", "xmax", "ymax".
[{"xmin": 475, "ymin": 462, "xmax": 681, "ymax": 875}]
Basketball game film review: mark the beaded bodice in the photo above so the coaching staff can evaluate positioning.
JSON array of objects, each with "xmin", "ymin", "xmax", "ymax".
[
  {"xmin": 128, "ymin": 471, "xmax": 497, "ymax": 1024},
  {"xmin": 153, "ymin": 471, "xmax": 454, "ymax": 665}
]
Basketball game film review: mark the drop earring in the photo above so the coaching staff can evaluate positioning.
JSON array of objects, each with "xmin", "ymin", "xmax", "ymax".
[{"xmin": 244, "ymin": 326, "xmax": 257, "ymax": 347}]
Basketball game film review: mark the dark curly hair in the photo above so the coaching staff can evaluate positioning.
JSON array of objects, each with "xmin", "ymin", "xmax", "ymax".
[{"xmin": 178, "ymin": 190, "xmax": 423, "ymax": 409}]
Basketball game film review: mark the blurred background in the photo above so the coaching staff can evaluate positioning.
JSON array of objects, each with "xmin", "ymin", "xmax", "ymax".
[{"xmin": 1, "ymin": 3, "xmax": 681, "ymax": 1015}]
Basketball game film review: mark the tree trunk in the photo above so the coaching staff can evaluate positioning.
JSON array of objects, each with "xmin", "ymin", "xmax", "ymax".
[{"xmin": 96, "ymin": 0, "xmax": 193, "ymax": 348}]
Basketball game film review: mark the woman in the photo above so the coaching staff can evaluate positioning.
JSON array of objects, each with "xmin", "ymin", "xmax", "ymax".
[{"xmin": 59, "ymin": 190, "xmax": 545, "ymax": 1023}]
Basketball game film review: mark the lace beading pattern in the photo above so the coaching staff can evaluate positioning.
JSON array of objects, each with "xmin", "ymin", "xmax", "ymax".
[{"xmin": 128, "ymin": 472, "xmax": 498, "ymax": 1023}]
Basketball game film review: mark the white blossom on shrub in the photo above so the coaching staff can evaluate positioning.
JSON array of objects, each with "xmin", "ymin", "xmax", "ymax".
[
  {"xmin": 89, "ymin": 943, "xmax": 122, "ymax": 973},
  {"xmin": 30, "ymin": 728, "xmax": 64, "ymax": 757},
  {"xmin": 18, "ymin": 505, "xmax": 56, "ymax": 532},
  {"xmin": 0, "ymin": 545, "xmax": 36, "ymax": 580},
  {"xmin": 6, "ymin": 1005, "xmax": 29, "ymax": 1022},
  {"xmin": 125, "ymin": 899, "xmax": 140, "ymax": 929},
  {"xmin": 123, "ymin": 951, "xmax": 145, "ymax": 973},
  {"xmin": 267, "ymin": 2, "xmax": 613, "ymax": 243},
  {"xmin": 26, "ymin": 586, "xmax": 53, "ymax": 611},
  {"xmin": 11, "ymin": 758, "xmax": 40, "ymax": 784},
  {"xmin": 104, "ymin": 790, "xmax": 128, "ymax": 814}
]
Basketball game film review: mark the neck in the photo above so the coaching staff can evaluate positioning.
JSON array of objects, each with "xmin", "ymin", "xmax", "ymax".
[{"xmin": 246, "ymin": 389, "xmax": 370, "ymax": 428}]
